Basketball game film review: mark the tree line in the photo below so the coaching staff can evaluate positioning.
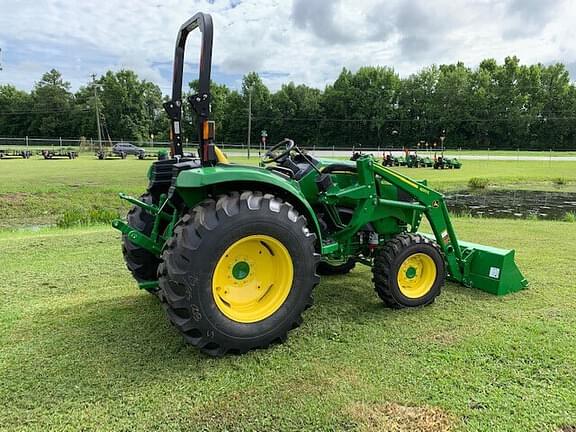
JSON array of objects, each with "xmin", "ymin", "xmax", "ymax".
[{"xmin": 1, "ymin": 56, "xmax": 575, "ymax": 150}]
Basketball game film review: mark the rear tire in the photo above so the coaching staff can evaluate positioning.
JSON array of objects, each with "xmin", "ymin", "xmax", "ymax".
[
  {"xmin": 159, "ymin": 191, "xmax": 320, "ymax": 356},
  {"xmin": 372, "ymin": 233, "xmax": 444, "ymax": 308},
  {"xmin": 122, "ymin": 193, "xmax": 161, "ymax": 295},
  {"xmin": 317, "ymin": 259, "xmax": 355, "ymax": 275}
]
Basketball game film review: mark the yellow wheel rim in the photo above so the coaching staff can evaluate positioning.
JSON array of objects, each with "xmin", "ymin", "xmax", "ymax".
[
  {"xmin": 397, "ymin": 253, "xmax": 437, "ymax": 299},
  {"xmin": 212, "ymin": 235, "xmax": 294, "ymax": 323}
]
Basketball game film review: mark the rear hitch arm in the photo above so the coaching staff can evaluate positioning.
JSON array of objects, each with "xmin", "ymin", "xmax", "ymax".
[{"xmin": 112, "ymin": 219, "xmax": 162, "ymax": 256}]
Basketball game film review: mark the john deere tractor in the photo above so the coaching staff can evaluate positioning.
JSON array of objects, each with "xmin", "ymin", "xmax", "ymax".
[{"xmin": 113, "ymin": 13, "xmax": 527, "ymax": 356}]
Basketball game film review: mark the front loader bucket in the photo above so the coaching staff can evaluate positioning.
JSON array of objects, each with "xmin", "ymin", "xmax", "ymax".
[{"xmin": 457, "ymin": 240, "xmax": 528, "ymax": 296}]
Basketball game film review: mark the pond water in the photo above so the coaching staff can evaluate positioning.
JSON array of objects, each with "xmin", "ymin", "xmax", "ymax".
[{"xmin": 444, "ymin": 189, "xmax": 576, "ymax": 220}]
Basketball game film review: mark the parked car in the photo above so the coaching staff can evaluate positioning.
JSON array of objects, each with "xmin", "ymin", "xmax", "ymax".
[{"xmin": 112, "ymin": 142, "xmax": 145, "ymax": 158}]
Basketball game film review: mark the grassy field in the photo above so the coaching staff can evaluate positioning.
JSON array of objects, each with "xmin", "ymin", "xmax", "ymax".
[
  {"xmin": 1, "ymin": 218, "xmax": 575, "ymax": 431},
  {"xmin": 1, "ymin": 157, "xmax": 575, "ymax": 228},
  {"xmin": 428, "ymin": 149, "xmax": 576, "ymax": 157},
  {"xmin": 1, "ymin": 155, "xmax": 576, "ymax": 430}
]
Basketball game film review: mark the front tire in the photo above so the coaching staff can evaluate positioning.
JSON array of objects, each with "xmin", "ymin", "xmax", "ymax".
[
  {"xmin": 122, "ymin": 193, "xmax": 161, "ymax": 295},
  {"xmin": 159, "ymin": 191, "xmax": 320, "ymax": 356},
  {"xmin": 372, "ymin": 233, "xmax": 445, "ymax": 308}
]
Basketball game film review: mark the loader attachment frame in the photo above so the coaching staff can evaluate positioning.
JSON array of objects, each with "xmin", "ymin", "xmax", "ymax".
[{"xmin": 368, "ymin": 158, "xmax": 527, "ymax": 295}]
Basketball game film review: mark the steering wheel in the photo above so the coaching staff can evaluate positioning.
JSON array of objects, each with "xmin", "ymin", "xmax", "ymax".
[{"xmin": 262, "ymin": 138, "xmax": 295, "ymax": 164}]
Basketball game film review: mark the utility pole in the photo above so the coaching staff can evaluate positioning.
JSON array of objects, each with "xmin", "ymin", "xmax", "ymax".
[
  {"xmin": 91, "ymin": 74, "xmax": 102, "ymax": 151},
  {"xmin": 247, "ymin": 86, "xmax": 252, "ymax": 159},
  {"xmin": 0, "ymin": 48, "xmax": 3, "ymax": 71}
]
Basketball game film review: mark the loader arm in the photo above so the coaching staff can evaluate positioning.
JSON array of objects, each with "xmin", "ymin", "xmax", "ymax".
[
  {"xmin": 371, "ymin": 161, "xmax": 464, "ymax": 281},
  {"xmin": 368, "ymin": 158, "xmax": 526, "ymax": 294}
]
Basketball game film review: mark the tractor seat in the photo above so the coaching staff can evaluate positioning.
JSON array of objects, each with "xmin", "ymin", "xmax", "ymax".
[
  {"xmin": 277, "ymin": 154, "xmax": 320, "ymax": 180},
  {"xmin": 320, "ymin": 163, "xmax": 357, "ymax": 174},
  {"xmin": 265, "ymin": 165, "xmax": 295, "ymax": 180},
  {"xmin": 291, "ymin": 162, "xmax": 315, "ymax": 180},
  {"xmin": 266, "ymin": 163, "xmax": 311, "ymax": 181}
]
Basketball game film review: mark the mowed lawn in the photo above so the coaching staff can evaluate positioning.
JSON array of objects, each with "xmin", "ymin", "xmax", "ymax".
[
  {"xmin": 1, "ymin": 157, "xmax": 575, "ymax": 228},
  {"xmin": 1, "ymin": 218, "xmax": 576, "ymax": 431}
]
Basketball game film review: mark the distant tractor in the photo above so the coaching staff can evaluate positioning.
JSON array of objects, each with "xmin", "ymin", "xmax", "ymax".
[
  {"xmin": 393, "ymin": 154, "xmax": 407, "ymax": 166},
  {"xmin": 419, "ymin": 156, "xmax": 434, "ymax": 167},
  {"xmin": 434, "ymin": 155, "xmax": 462, "ymax": 169},
  {"xmin": 382, "ymin": 152, "xmax": 394, "ymax": 167},
  {"xmin": 432, "ymin": 133, "xmax": 461, "ymax": 169},
  {"xmin": 406, "ymin": 152, "xmax": 420, "ymax": 168}
]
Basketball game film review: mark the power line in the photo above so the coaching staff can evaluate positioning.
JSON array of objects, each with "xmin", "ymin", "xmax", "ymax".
[
  {"xmin": 253, "ymin": 115, "xmax": 576, "ymax": 123},
  {"xmin": 0, "ymin": 108, "xmax": 91, "ymax": 115}
]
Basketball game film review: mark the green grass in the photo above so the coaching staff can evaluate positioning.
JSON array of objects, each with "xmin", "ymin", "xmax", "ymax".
[
  {"xmin": 443, "ymin": 149, "xmax": 576, "ymax": 157},
  {"xmin": 379, "ymin": 160, "xmax": 576, "ymax": 191},
  {"xmin": 56, "ymin": 207, "xmax": 120, "ymax": 228},
  {"xmin": 467, "ymin": 177, "xmax": 490, "ymax": 189},
  {"xmin": 0, "ymin": 157, "xmax": 197, "ymax": 228},
  {"xmin": 1, "ymin": 218, "xmax": 575, "ymax": 431},
  {"xmin": 554, "ymin": 177, "xmax": 569, "ymax": 186},
  {"xmin": 564, "ymin": 212, "xmax": 576, "ymax": 223},
  {"xmin": 2, "ymin": 154, "xmax": 576, "ymax": 430},
  {"xmin": 1, "ymin": 158, "xmax": 575, "ymax": 228}
]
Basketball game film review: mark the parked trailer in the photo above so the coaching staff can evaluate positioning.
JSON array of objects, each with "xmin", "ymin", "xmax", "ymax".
[
  {"xmin": 96, "ymin": 149, "xmax": 170, "ymax": 160},
  {"xmin": 40, "ymin": 149, "xmax": 78, "ymax": 159},
  {"xmin": 96, "ymin": 149, "xmax": 129, "ymax": 160},
  {"xmin": 0, "ymin": 149, "xmax": 32, "ymax": 159},
  {"xmin": 137, "ymin": 151, "xmax": 161, "ymax": 160}
]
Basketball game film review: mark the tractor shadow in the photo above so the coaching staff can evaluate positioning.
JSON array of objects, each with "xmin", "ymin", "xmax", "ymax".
[{"xmin": 311, "ymin": 267, "xmax": 497, "ymax": 320}]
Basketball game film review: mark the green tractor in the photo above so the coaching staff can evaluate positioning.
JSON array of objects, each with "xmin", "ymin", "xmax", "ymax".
[
  {"xmin": 393, "ymin": 155, "xmax": 407, "ymax": 166},
  {"xmin": 448, "ymin": 157, "xmax": 463, "ymax": 169},
  {"xmin": 113, "ymin": 13, "xmax": 527, "ymax": 356},
  {"xmin": 434, "ymin": 155, "xmax": 463, "ymax": 169},
  {"xmin": 405, "ymin": 152, "xmax": 420, "ymax": 168},
  {"xmin": 419, "ymin": 156, "xmax": 434, "ymax": 167}
]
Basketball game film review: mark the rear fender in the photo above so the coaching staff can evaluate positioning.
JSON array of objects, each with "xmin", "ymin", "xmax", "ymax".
[{"xmin": 174, "ymin": 165, "xmax": 323, "ymax": 246}]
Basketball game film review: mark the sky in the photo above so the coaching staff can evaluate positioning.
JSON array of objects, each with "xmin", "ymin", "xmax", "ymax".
[{"xmin": 0, "ymin": 0, "xmax": 575, "ymax": 94}]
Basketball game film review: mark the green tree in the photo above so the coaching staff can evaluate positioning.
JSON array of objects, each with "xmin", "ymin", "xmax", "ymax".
[
  {"xmin": 242, "ymin": 72, "xmax": 272, "ymax": 148},
  {"xmin": 97, "ymin": 70, "xmax": 163, "ymax": 142},
  {"xmin": 0, "ymin": 85, "xmax": 33, "ymax": 136},
  {"xmin": 28, "ymin": 69, "xmax": 74, "ymax": 137},
  {"xmin": 70, "ymin": 84, "xmax": 99, "ymax": 140},
  {"xmin": 271, "ymin": 82, "xmax": 322, "ymax": 145},
  {"xmin": 185, "ymin": 80, "xmax": 232, "ymax": 145}
]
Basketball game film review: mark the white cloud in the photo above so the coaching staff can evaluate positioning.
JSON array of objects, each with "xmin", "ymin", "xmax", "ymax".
[{"xmin": 0, "ymin": 0, "xmax": 575, "ymax": 93}]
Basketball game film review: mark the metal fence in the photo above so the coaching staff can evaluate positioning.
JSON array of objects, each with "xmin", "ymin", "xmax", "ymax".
[
  {"xmin": 1, "ymin": 136, "xmax": 576, "ymax": 160},
  {"xmin": 0, "ymin": 136, "xmax": 174, "ymax": 152},
  {"xmin": 0, "ymin": 136, "xmax": 250, "ymax": 154}
]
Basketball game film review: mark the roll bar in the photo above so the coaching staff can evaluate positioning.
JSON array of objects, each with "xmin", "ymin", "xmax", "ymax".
[{"xmin": 163, "ymin": 12, "xmax": 215, "ymax": 164}]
